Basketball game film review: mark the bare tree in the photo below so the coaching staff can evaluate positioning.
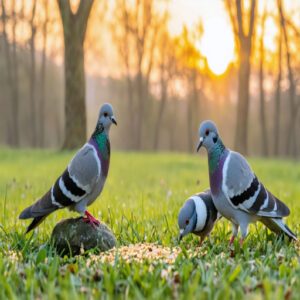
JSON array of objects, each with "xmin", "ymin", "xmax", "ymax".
[
  {"xmin": 175, "ymin": 26, "xmax": 203, "ymax": 152},
  {"xmin": 29, "ymin": 0, "xmax": 37, "ymax": 146},
  {"xmin": 57, "ymin": 0, "xmax": 94, "ymax": 149},
  {"xmin": 39, "ymin": 0, "xmax": 49, "ymax": 147},
  {"xmin": 226, "ymin": 0, "xmax": 257, "ymax": 155},
  {"xmin": 111, "ymin": 0, "xmax": 134, "ymax": 149},
  {"xmin": 153, "ymin": 30, "xmax": 176, "ymax": 150},
  {"xmin": 278, "ymin": 0, "xmax": 298, "ymax": 157},
  {"xmin": 258, "ymin": 9, "xmax": 268, "ymax": 156},
  {"xmin": 112, "ymin": 0, "xmax": 165, "ymax": 149},
  {"xmin": 274, "ymin": 24, "xmax": 282, "ymax": 156},
  {"xmin": 0, "ymin": 0, "xmax": 19, "ymax": 146}
]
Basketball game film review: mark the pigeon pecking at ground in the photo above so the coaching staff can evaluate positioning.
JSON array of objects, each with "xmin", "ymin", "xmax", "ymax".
[
  {"xmin": 19, "ymin": 103, "xmax": 117, "ymax": 233},
  {"xmin": 178, "ymin": 190, "xmax": 221, "ymax": 245},
  {"xmin": 196, "ymin": 120, "xmax": 297, "ymax": 245}
]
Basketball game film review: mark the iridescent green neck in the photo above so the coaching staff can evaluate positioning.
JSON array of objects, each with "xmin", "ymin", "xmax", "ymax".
[
  {"xmin": 92, "ymin": 124, "xmax": 110, "ymax": 160},
  {"xmin": 208, "ymin": 140, "xmax": 225, "ymax": 174}
]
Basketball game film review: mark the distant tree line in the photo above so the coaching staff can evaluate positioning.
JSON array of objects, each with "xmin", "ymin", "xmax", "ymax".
[
  {"xmin": 0, "ymin": 0, "xmax": 64, "ymax": 148},
  {"xmin": 0, "ymin": 0, "xmax": 299, "ymax": 158}
]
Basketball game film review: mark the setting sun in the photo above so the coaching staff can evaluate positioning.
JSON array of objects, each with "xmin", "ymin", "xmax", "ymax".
[{"xmin": 200, "ymin": 18, "xmax": 235, "ymax": 75}]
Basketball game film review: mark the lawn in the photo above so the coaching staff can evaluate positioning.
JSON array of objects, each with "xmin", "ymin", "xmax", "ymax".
[{"xmin": 0, "ymin": 148, "xmax": 300, "ymax": 299}]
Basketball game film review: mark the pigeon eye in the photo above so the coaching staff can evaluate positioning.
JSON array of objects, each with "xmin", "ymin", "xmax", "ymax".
[
  {"xmin": 185, "ymin": 220, "xmax": 189, "ymax": 225},
  {"xmin": 104, "ymin": 112, "xmax": 108, "ymax": 117},
  {"xmin": 205, "ymin": 130, "xmax": 209, "ymax": 136}
]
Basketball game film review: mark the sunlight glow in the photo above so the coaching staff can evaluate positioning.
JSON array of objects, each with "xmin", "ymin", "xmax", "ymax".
[{"xmin": 200, "ymin": 18, "xmax": 235, "ymax": 75}]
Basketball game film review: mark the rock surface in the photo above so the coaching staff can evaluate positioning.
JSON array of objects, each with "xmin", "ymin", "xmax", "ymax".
[{"xmin": 51, "ymin": 217, "xmax": 116, "ymax": 256}]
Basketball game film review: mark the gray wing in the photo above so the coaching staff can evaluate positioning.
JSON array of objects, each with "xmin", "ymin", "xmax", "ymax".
[
  {"xmin": 36, "ymin": 143, "xmax": 101, "ymax": 209},
  {"xmin": 65, "ymin": 144, "xmax": 101, "ymax": 201},
  {"xmin": 68, "ymin": 144, "xmax": 100, "ymax": 192},
  {"xmin": 222, "ymin": 151, "xmax": 290, "ymax": 218}
]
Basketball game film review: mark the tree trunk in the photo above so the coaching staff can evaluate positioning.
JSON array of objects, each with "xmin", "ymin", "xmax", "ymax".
[
  {"xmin": 259, "ymin": 14, "xmax": 268, "ymax": 156},
  {"xmin": 153, "ymin": 66, "xmax": 167, "ymax": 150},
  {"xmin": 57, "ymin": 0, "xmax": 94, "ymax": 149},
  {"xmin": 186, "ymin": 70, "xmax": 197, "ymax": 153},
  {"xmin": 125, "ymin": 74, "xmax": 135, "ymax": 149},
  {"xmin": 63, "ymin": 29, "xmax": 86, "ymax": 149},
  {"xmin": 136, "ymin": 70, "xmax": 144, "ymax": 150},
  {"xmin": 39, "ymin": 0, "xmax": 49, "ymax": 147},
  {"xmin": 29, "ymin": 0, "xmax": 37, "ymax": 147},
  {"xmin": 227, "ymin": 0, "xmax": 256, "ymax": 155},
  {"xmin": 234, "ymin": 46, "xmax": 252, "ymax": 154},
  {"xmin": 274, "ymin": 27, "xmax": 282, "ymax": 156}
]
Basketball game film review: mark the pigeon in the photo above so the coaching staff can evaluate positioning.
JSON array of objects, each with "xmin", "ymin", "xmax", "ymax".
[
  {"xmin": 178, "ymin": 190, "xmax": 220, "ymax": 245},
  {"xmin": 196, "ymin": 120, "xmax": 297, "ymax": 244},
  {"xmin": 19, "ymin": 103, "xmax": 117, "ymax": 233}
]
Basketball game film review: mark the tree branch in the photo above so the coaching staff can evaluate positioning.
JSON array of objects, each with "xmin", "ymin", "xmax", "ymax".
[
  {"xmin": 77, "ymin": 0, "xmax": 94, "ymax": 42},
  {"xmin": 248, "ymin": 0, "xmax": 257, "ymax": 39},
  {"xmin": 57, "ymin": 0, "xmax": 72, "ymax": 29},
  {"xmin": 236, "ymin": 0, "xmax": 245, "ymax": 40},
  {"xmin": 225, "ymin": 0, "xmax": 239, "ymax": 39}
]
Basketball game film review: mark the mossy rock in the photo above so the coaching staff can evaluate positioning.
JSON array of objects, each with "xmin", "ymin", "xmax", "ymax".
[{"xmin": 51, "ymin": 217, "xmax": 116, "ymax": 256}]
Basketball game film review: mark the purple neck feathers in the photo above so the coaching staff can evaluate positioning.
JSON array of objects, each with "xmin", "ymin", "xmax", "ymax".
[{"xmin": 209, "ymin": 149, "xmax": 229, "ymax": 195}]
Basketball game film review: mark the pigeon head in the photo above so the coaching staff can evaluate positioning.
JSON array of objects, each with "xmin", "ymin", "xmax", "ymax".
[
  {"xmin": 97, "ymin": 103, "xmax": 117, "ymax": 132},
  {"xmin": 178, "ymin": 199, "xmax": 197, "ymax": 241},
  {"xmin": 197, "ymin": 120, "xmax": 220, "ymax": 152}
]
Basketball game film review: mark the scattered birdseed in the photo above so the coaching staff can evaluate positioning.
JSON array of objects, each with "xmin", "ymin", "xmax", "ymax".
[{"xmin": 89, "ymin": 243, "xmax": 189, "ymax": 265}]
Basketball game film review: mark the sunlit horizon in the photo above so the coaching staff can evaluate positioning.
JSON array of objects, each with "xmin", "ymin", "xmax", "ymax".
[{"xmin": 200, "ymin": 18, "xmax": 235, "ymax": 75}]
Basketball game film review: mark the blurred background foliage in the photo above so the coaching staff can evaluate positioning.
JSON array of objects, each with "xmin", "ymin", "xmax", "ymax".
[{"xmin": 0, "ymin": 0, "xmax": 299, "ymax": 157}]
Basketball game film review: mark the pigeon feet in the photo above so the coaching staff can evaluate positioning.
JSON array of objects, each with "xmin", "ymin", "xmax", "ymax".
[
  {"xmin": 83, "ymin": 211, "xmax": 100, "ymax": 228},
  {"xmin": 229, "ymin": 236, "xmax": 236, "ymax": 246}
]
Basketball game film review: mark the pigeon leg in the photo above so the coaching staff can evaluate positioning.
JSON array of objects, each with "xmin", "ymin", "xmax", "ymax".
[
  {"xmin": 229, "ymin": 236, "xmax": 235, "ymax": 245},
  {"xmin": 239, "ymin": 222, "xmax": 249, "ymax": 246},
  {"xmin": 198, "ymin": 237, "xmax": 204, "ymax": 247},
  {"xmin": 229, "ymin": 223, "xmax": 239, "ymax": 245},
  {"xmin": 83, "ymin": 210, "xmax": 100, "ymax": 228}
]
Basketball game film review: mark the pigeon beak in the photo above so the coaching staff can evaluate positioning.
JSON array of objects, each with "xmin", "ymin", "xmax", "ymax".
[
  {"xmin": 179, "ymin": 229, "xmax": 184, "ymax": 242},
  {"xmin": 196, "ymin": 137, "xmax": 204, "ymax": 152},
  {"xmin": 111, "ymin": 116, "xmax": 117, "ymax": 126}
]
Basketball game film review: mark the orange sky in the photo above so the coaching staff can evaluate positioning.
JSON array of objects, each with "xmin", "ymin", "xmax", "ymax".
[
  {"xmin": 13, "ymin": 0, "xmax": 299, "ymax": 77},
  {"xmin": 99, "ymin": 0, "xmax": 299, "ymax": 77}
]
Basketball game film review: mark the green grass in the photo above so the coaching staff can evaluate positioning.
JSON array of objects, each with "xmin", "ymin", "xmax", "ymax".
[{"xmin": 0, "ymin": 148, "xmax": 300, "ymax": 299}]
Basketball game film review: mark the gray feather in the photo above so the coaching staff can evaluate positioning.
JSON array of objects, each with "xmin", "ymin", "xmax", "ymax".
[
  {"xmin": 19, "ymin": 190, "xmax": 58, "ymax": 219},
  {"xmin": 223, "ymin": 151, "xmax": 290, "ymax": 219},
  {"xmin": 68, "ymin": 144, "xmax": 100, "ymax": 192},
  {"xmin": 224, "ymin": 151, "xmax": 254, "ymax": 197}
]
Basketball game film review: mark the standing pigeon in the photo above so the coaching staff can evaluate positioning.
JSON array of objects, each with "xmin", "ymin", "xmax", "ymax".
[
  {"xmin": 19, "ymin": 103, "xmax": 117, "ymax": 233},
  {"xmin": 178, "ymin": 190, "xmax": 220, "ymax": 245},
  {"xmin": 196, "ymin": 120, "xmax": 297, "ymax": 244}
]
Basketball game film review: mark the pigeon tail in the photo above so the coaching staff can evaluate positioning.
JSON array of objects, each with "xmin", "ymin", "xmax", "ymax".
[
  {"xmin": 19, "ymin": 190, "xmax": 59, "ymax": 232},
  {"xmin": 26, "ymin": 215, "xmax": 48, "ymax": 233},
  {"xmin": 19, "ymin": 206, "xmax": 33, "ymax": 219},
  {"xmin": 282, "ymin": 222, "xmax": 297, "ymax": 241},
  {"xmin": 261, "ymin": 217, "xmax": 297, "ymax": 241}
]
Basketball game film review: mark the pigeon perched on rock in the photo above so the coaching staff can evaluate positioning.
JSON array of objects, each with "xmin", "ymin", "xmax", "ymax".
[
  {"xmin": 196, "ymin": 120, "xmax": 297, "ymax": 244},
  {"xmin": 178, "ymin": 190, "xmax": 220, "ymax": 245},
  {"xmin": 19, "ymin": 103, "xmax": 117, "ymax": 233}
]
